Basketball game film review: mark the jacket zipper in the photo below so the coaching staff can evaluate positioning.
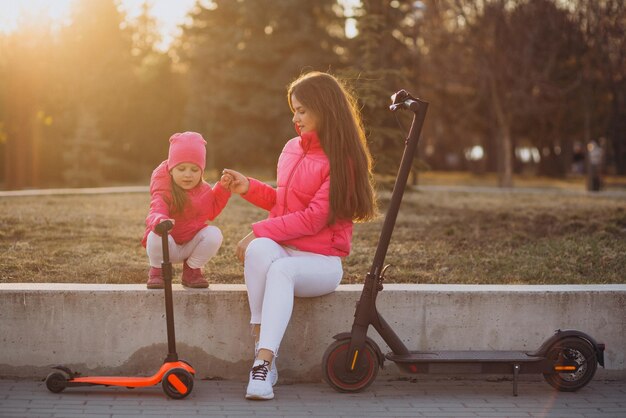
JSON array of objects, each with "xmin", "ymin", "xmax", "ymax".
[{"xmin": 283, "ymin": 149, "xmax": 307, "ymax": 212}]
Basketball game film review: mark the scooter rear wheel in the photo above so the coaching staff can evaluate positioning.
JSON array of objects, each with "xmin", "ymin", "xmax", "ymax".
[
  {"xmin": 45, "ymin": 372, "xmax": 67, "ymax": 393},
  {"xmin": 543, "ymin": 337, "xmax": 598, "ymax": 392},
  {"xmin": 322, "ymin": 339, "xmax": 379, "ymax": 393},
  {"xmin": 162, "ymin": 368, "xmax": 194, "ymax": 399}
]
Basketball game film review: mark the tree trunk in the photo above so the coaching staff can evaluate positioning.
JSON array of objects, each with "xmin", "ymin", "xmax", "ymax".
[
  {"xmin": 609, "ymin": 86, "xmax": 626, "ymax": 175},
  {"xmin": 499, "ymin": 128, "xmax": 514, "ymax": 187},
  {"xmin": 489, "ymin": 75, "xmax": 513, "ymax": 188},
  {"xmin": 4, "ymin": 79, "xmax": 35, "ymax": 190}
]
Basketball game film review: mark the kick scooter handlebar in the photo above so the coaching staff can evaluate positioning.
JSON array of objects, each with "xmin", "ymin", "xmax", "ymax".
[
  {"xmin": 389, "ymin": 89, "xmax": 421, "ymax": 113},
  {"xmin": 155, "ymin": 220, "xmax": 174, "ymax": 235}
]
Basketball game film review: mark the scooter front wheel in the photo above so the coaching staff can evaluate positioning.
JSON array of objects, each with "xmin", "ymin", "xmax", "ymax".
[
  {"xmin": 162, "ymin": 368, "xmax": 194, "ymax": 399},
  {"xmin": 322, "ymin": 339, "xmax": 379, "ymax": 392},
  {"xmin": 543, "ymin": 337, "xmax": 598, "ymax": 392}
]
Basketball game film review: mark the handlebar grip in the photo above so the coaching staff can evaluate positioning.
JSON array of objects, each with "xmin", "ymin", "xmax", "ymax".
[
  {"xmin": 389, "ymin": 99, "xmax": 419, "ymax": 112},
  {"xmin": 155, "ymin": 220, "xmax": 174, "ymax": 235},
  {"xmin": 389, "ymin": 90, "xmax": 421, "ymax": 113}
]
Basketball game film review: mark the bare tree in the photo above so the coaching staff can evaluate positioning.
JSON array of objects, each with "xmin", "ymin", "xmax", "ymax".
[
  {"xmin": 574, "ymin": 0, "xmax": 626, "ymax": 174},
  {"xmin": 430, "ymin": 0, "xmax": 587, "ymax": 184}
]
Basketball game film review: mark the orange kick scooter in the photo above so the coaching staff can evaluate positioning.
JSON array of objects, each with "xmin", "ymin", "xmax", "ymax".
[{"xmin": 45, "ymin": 220, "xmax": 196, "ymax": 399}]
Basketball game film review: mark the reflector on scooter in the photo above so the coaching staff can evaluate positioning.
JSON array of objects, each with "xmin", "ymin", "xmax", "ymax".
[
  {"xmin": 351, "ymin": 350, "xmax": 359, "ymax": 370},
  {"xmin": 168, "ymin": 374, "xmax": 189, "ymax": 394}
]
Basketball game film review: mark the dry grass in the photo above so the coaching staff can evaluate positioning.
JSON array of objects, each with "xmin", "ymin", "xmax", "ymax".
[{"xmin": 1, "ymin": 183, "xmax": 625, "ymax": 285}]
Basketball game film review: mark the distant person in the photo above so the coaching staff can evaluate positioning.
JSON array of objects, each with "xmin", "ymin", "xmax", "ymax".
[
  {"xmin": 221, "ymin": 71, "xmax": 377, "ymax": 400},
  {"xmin": 572, "ymin": 142, "xmax": 585, "ymax": 175},
  {"xmin": 142, "ymin": 132, "xmax": 231, "ymax": 289},
  {"xmin": 587, "ymin": 139, "xmax": 604, "ymax": 192}
]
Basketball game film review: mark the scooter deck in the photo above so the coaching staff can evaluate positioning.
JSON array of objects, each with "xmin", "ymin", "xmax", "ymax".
[
  {"xmin": 66, "ymin": 361, "xmax": 195, "ymax": 388},
  {"xmin": 387, "ymin": 350, "xmax": 542, "ymax": 363},
  {"xmin": 386, "ymin": 350, "xmax": 551, "ymax": 396}
]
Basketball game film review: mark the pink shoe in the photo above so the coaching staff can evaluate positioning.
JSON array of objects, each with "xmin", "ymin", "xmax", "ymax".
[
  {"xmin": 182, "ymin": 262, "xmax": 208, "ymax": 288},
  {"xmin": 146, "ymin": 267, "xmax": 164, "ymax": 289}
]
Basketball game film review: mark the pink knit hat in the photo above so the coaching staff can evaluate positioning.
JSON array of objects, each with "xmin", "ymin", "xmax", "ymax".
[{"xmin": 167, "ymin": 132, "xmax": 207, "ymax": 171}]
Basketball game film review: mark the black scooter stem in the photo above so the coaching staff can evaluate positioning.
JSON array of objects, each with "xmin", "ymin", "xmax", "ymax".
[
  {"xmin": 369, "ymin": 98, "xmax": 429, "ymax": 278},
  {"xmin": 156, "ymin": 221, "xmax": 178, "ymax": 362},
  {"xmin": 346, "ymin": 95, "xmax": 429, "ymax": 367}
]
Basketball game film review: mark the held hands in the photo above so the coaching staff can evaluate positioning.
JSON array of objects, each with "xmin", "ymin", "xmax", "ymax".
[
  {"xmin": 220, "ymin": 169, "xmax": 254, "ymax": 263},
  {"xmin": 220, "ymin": 169, "xmax": 249, "ymax": 194},
  {"xmin": 236, "ymin": 231, "xmax": 256, "ymax": 263}
]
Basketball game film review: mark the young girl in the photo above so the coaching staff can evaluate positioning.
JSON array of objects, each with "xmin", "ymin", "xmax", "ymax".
[
  {"xmin": 142, "ymin": 131, "xmax": 231, "ymax": 289},
  {"xmin": 222, "ymin": 71, "xmax": 377, "ymax": 400}
]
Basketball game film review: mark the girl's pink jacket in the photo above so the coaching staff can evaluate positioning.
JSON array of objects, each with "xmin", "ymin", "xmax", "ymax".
[
  {"xmin": 243, "ymin": 131, "xmax": 353, "ymax": 257},
  {"xmin": 141, "ymin": 160, "xmax": 230, "ymax": 247}
]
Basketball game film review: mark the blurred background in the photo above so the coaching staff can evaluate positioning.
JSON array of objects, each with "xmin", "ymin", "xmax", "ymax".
[{"xmin": 1, "ymin": 0, "xmax": 624, "ymax": 190}]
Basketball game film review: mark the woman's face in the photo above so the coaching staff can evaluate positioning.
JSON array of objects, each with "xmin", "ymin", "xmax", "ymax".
[
  {"xmin": 291, "ymin": 94, "xmax": 319, "ymax": 134},
  {"xmin": 171, "ymin": 162, "xmax": 202, "ymax": 190}
]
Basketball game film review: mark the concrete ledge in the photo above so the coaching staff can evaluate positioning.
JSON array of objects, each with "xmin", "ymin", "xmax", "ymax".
[{"xmin": 1, "ymin": 283, "xmax": 624, "ymax": 382}]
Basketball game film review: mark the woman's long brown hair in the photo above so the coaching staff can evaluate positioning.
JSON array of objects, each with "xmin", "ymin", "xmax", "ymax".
[{"xmin": 288, "ymin": 71, "xmax": 377, "ymax": 223}]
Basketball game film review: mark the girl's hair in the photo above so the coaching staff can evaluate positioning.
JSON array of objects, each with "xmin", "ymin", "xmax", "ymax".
[
  {"xmin": 169, "ymin": 178, "xmax": 188, "ymax": 214},
  {"xmin": 288, "ymin": 71, "xmax": 377, "ymax": 223}
]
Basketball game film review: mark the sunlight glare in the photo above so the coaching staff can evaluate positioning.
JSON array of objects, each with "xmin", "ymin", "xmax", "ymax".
[
  {"xmin": 0, "ymin": 0, "xmax": 73, "ymax": 33},
  {"xmin": 119, "ymin": 0, "xmax": 199, "ymax": 51}
]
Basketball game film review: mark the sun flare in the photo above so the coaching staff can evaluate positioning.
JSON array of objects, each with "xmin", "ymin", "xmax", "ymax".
[
  {"xmin": 0, "ymin": 0, "xmax": 201, "ymax": 50},
  {"xmin": 0, "ymin": 0, "xmax": 74, "ymax": 33}
]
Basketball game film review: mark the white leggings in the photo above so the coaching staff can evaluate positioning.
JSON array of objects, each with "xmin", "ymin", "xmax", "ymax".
[
  {"xmin": 146, "ymin": 226, "xmax": 223, "ymax": 268},
  {"xmin": 245, "ymin": 237, "xmax": 343, "ymax": 355}
]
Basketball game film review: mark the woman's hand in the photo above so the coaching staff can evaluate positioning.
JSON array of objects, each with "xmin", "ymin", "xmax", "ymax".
[
  {"xmin": 221, "ymin": 168, "xmax": 250, "ymax": 195},
  {"xmin": 236, "ymin": 231, "xmax": 256, "ymax": 263}
]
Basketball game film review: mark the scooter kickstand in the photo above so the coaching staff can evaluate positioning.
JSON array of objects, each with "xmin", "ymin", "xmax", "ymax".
[{"xmin": 513, "ymin": 363, "xmax": 520, "ymax": 396}]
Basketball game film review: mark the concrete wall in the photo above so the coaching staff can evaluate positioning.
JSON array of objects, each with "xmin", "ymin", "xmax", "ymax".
[{"xmin": 1, "ymin": 283, "xmax": 624, "ymax": 382}]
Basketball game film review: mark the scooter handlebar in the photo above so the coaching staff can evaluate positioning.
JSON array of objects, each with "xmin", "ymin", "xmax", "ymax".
[
  {"xmin": 389, "ymin": 89, "xmax": 421, "ymax": 113},
  {"xmin": 155, "ymin": 220, "xmax": 174, "ymax": 235}
]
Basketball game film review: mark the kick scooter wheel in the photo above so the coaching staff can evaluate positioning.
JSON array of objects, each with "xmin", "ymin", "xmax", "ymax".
[
  {"xmin": 543, "ymin": 337, "xmax": 598, "ymax": 392},
  {"xmin": 162, "ymin": 368, "xmax": 194, "ymax": 399},
  {"xmin": 322, "ymin": 339, "xmax": 379, "ymax": 392},
  {"xmin": 45, "ymin": 372, "xmax": 68, "ymax": 393}
]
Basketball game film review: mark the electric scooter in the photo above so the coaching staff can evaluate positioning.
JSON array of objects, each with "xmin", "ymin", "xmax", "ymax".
[
  {"xmin": 321, "ymin": 90, "xmax": 605, "ymax": 396},
  {"xmin": 45, "ymin": 220, "xmax": 196, "ymax": 399}
]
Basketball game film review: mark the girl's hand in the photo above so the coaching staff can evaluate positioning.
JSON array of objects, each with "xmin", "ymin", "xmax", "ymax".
[
  {"xmin": 236, "ymin": 231, "xmax": 256, "ymax": 263},
  {"xmin": 222, "ymin": 168, "xmax": 250, "ymax": 194},
  {"xmin": 154, "ymin": 218, "xmax": 175, "ymax": 235},
  {"xmin": 219, "ymin": 172, "xmax": 234, "ymax": 190}
]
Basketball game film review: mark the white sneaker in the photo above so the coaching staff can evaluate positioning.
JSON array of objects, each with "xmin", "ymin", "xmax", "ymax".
[
  {"xmin": 254, "ymin": 342, "xmax": 278, "ymax": 386},
  {"xmin": 269, "ymin": 358, "xmax": 278, "ymax": 386},
  {"xmin": 245, "ymin": 360, "xmax": 274, "ymax": 400}
]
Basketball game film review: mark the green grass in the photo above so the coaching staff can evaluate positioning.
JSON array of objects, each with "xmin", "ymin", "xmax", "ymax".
[{"xmin": 1, "ymin": 185, "xmax": 625, "ymax": 285}]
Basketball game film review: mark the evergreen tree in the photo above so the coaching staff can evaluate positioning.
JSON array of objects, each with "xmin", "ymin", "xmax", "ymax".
[
  {"xmin": 124, "ymin": 2, "xmax": 186, "ymax": 180},
  {"xmin": 0, "ymin": 20, "xmax": 55, "ymax": 189},
  {"xmin": 57, "ymin": 0, "xmax": 135, "ymax": 185},
  {"xmin": 345, "ymin": 0, "xmax": 416, "ymax": 177},
  {"xmin": 63, "ymin": 108, "xmax": 109, "ymax": 187},
  {"xmin": 179, "ymin": 0, "xmax": 346, "ymax": 171}
]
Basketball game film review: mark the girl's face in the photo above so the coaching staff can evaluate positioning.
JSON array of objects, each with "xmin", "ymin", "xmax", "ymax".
[
  {"xmin": 171, "ymin": 163, "xmax": 202, "ymax": 190},
  {"xmin": 291, "ymin": 94, "xmax": 319, "ymax": 134}
]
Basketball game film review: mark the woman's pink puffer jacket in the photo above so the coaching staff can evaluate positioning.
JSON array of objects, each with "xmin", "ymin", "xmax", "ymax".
[{"xmin": 243, "ymin": 131, "xmax": 353, "ymax": 257}]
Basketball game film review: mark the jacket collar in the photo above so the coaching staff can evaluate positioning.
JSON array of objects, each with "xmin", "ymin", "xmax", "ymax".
[{"xmin": 299, "ymin": 130, "xmax": 323, "ymax": 153}]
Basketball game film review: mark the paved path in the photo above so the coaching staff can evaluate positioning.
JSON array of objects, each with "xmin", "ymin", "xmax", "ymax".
[{"xmin": 1, "ymin": 378, "xmax": 624, "ymax": 417}]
